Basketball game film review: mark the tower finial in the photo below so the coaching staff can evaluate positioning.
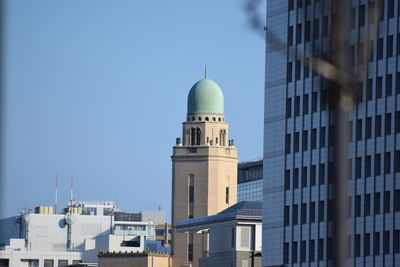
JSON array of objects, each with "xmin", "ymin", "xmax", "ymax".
[{"xmin": 204, "ymin": 65, "xmax": 208, "ymax": 79}]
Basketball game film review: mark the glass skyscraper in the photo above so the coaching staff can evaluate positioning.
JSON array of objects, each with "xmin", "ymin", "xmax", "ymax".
[
  {"xmin": 238, "ymin": 160, "xmax": 263, "ymax": 202},
  {"xmin": 263, "ymin": 0, "xmax": 400, "ymax": 266}
]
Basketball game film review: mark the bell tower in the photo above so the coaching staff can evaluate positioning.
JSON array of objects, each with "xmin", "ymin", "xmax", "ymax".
[{"xmin": 171, "ymin": 74, "xmax": 238, "ymax": 267}]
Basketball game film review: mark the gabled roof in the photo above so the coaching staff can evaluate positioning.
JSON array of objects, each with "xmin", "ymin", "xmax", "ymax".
[{"xmin": 175, "ymin": 201, "xmax": 262, "ymax": 232}]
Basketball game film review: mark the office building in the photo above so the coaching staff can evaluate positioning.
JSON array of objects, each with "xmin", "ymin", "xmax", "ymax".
[
  {"xmin": 171, "ymin": 73, "xmax": 238, "ymax": 267},
  {"xmin": 238, "ymin": 160, "xmax": 263, "ymax": 202},
  {"xmin": 263, "ymin": 0, "xmax": 400, "ymax": 266},
  {"xmin": 176, "ymin": 201, "xmax": 262, "ymax": 267},
  {"xmin": 0, "ymin": 201, "xmax": 164, "ymax": 267}
]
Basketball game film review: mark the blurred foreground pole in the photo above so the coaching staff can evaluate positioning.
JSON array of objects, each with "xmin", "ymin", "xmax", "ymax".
[{"xmin": 330, "ymin": 0, "xmax": 353, "ymax": 266}]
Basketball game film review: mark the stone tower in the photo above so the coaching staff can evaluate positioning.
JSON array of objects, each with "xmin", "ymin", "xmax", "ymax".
[{"xmin": 171, "ymin": 74, "xmax": 238, "ymax": 267}]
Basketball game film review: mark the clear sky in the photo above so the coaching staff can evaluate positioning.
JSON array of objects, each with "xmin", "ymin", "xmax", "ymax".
[{"xmin": 3, "ymin": 0, "xmax": 265, "ymax": 219}]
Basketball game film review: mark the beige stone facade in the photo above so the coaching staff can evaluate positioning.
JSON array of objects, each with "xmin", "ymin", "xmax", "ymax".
[{"xmin": 171, "ymin": 114, "xmax": 238, "ymax": 267}]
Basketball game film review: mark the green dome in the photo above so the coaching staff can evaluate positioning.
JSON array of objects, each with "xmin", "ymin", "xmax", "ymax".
[{"xmin": 187, "ymin": 78, "xmax": 224, "ymax": 115}]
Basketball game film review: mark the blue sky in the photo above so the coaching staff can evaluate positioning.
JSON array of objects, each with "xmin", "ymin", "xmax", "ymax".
[{"xmin": 3, "ymin": 0, "xmax": 265, "ymax": 219}]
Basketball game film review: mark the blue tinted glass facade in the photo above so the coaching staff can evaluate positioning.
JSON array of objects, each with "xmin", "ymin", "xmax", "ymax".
[
  {"xmin": 263, "ymin": 0, "xmax": 400, "ymax": 266},
  {"xmin": 238, "ymin": 160, "xmax": 263, "ymax": 202}
]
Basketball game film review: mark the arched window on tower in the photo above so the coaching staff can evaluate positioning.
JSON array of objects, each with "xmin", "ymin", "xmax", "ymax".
[
  {"xmin": 220, "ymin": 129, "xmax": 226, "ymax": 146},
  {"xmin": 196, "ymin": 128, "xmax": 201, "ymax": 145},
  {"xmin": 191, "ymin": 128, "xmax": 196, "ymax": 146}
]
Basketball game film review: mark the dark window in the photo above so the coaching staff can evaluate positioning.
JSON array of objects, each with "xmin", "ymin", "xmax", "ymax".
[
  {"xmin": 386, "ymin": 74, "xmax": 393, "ymax": 96},
  {"xmin": 394, "ymin": 230, "xmax": 400, "ymax": 253},
  {"xmin": 387, "ymin": 36, "xmax": 394, "ymax": 58},
  {"xmin": 368, "ymin": 2, "xmax": 375, "ymax": 24},
  {"xmin": 304, "ymin": 58, "xmax": 310, "ymax": 78},
  {"xmin": 288, "ymin": 26, "xmax": 294, "ymax": 46},
  {"xmin": 188, "ymin": 243, "xmax": 193, "ymax": 261},
  {"xmin": 301, "ymin": 241, "xmax": 306, "ymax": 262},
  {"xmin": 310, "ymin": 165, "xmax": 316, "ymax": 186},
  {"xmin": 320, "ymin": 127, "xmax": 326, "ymax": 148},
  {"xmin": 374, "ymin": 232, "xmax": 380, "ymax": 255},
  {"xmin": 376, "ymin": 76, "xmax": 383, "ymax": 98},
  {"xmin": 310, "ymin": 240, "xmax": 315, "ymax": 261},
  {"xmin": 318, "ymin": 201, "xmax": 324, "ymax": 222},
  {"xmin": 356, "ymin": 119, "xmax": 363, "ymax": 140},
  {"xmin": 296, "ymin": 24, "xmax": 302, "ymax": 44},
  {"xmin": 366, "ymin": 79, "xmax": 373, "ymax": 100},
  {"xmin": 287, "ymin": 62, "xmax": 293, "ymax": 83},
  {"xmin": 189, "ymin": 185, "xmax": 194, "ymax": 203},
  {"xmin": 301, "ymin": 167, "xmax": 307, "ymax": 187},
  {"xmin": 365, "ymin": 194, "xmax": 371, "ymax": 216},
  {"xmin": 374, "ymin": 192, "xmax": 380, "ymax": 214},
  {"xmin": 396, "ymin": 112, "xmax": 400, "ymax": 133},
  {"xmin": 293, "ymin": 205, "xmax": 298, "ymax": 225},
  {"xmin": 294, "ymin": 132, "xmax": 300, "ymax": 153},
  {"xmin": 313, "ymin": 19, "xmax": 319, "ymax": 39},
  {"xmin": 398, "ymin": 34, "xmax": 400, "ymax": 56},
  {"xmin": 365, "ymin": 233, "xmax": 371, "ymax": 256},
  {"xmin": 288, "ymin": 0, "xmax": 294, "ymax": 11},
  {"xmin": 355, "ymin": 195, "xmax": 361, "ymax": 217},
  {"xmin": 297, "ymin": 0, "xmax": 303, "ymax": 8},
  {"xmin": 303, "ymin": 94, "xmax": 309, "ymax": 114},
  {"xmin": 285, "ymin": 170, "xmax": 290, "ymax": 190},
  {"xmin": 312, "ymin": 92, "xmax": 317, "ymax": 112},
  {"xmin": 388, "ymin": 0, "xmax": 394, "ymax": 18},
  {"xmin": 292, "ymin": 242, "xmax": 298, "ymax": 263},
  {"xmin": 355, "ymin": 157, "xmax": 362, "ymax": 179},
  {"xmin": 384, "ymin": 191, "xmax": 390, "ymax": 213},
  {"xmin": 385, "ymin": 113, "xmax": 392, "ymax": 135},
  {"xmin": 375, "ymin": 115, "xmax": 382, "ymax": 137},
  {"xmin": 294, "ymin": 168, "xmax": 299, "ymax": 188},
  {"xmin": 394, "ymin": 190, "xmax": 400, "ymax": 212},
  {"xmin": 365, "ymin": 155, "xmax": 371, "ymax": 177},
  {"xmin": 286, "ymin": 98, "xmax": 292, "ymax": 118},
  {"xmin": 329, "ymin": 125, "xmax": 334, "ymax": 146},
  {"xmin": 284, "ymin": 243, "xmax": 289, "ymax": 264},
  {"xmin": 384, "ymin": 231, "xmax": 390, "ymax": 255},
  {"xmin": 318, "ymin": 239, "xmax": 324, "ymax": 261},
  {"xmin": 310, "ymin": 202, "xmax": 316, "ymax": 223},
  {"xmin": 359, "ymin": 5, "xmax": 365, "ymax": 27},
  {"xmin": 302, "ymin": 131, "xmax": 308, "ymax": 151},
  {"xmin": 322, "ymin": 16, "xmax": 328, "ymax": 37},
  {"xmin": 396, "ymin": 151, "xmax": 400, "ymax": 172},
  {"xmin": 319, "ymin": 163, "xmax": 325, "ymax": 184},
  {"xmin": 357, "ymin": 81, "xmax": 363, "ymax": 102},
  {"xmin": 231, "ymin": 228, "xmax": 235, "ymax": 248},
  {"xmin": 384, "ymin": 152, "xmax": 391, "ymax": 174},
  {"xmin": 295, "ymin": 96, "xmax": 300, "ymax": 116},
  {"xmin": 311, "ymin": 129, "xmax": 317, "ymax": 149},
  {"xmin": 295, "ymin": 60, "xmax": 301, "ymax": 80},
  {"xmin": 377, "ymin": 38, "xmax": 384, "ymax": 59},
  {"xmin": 355, "ymin": 234, "xmax": 361, "ymax": 257},
  {"xmin": 397, "ymin": 73, "xmax": 400, "ymax": 94},
  {"xmin": 366, "ymin": 117, "xmax": 372, "ymax": 139},
  {"xmin": 285, "ymin": 134, "xmax": 291, "ymax": 154},
  {"xmin": 301, "ymin": 203, "xmax": 307, "ymax": 224},
  {"xmin": 225, "ymin": 187, "xmax": 229, "ymax": 204},
  {"xmin": 375, "ymin": 154, "xmax": 381, "ymax": 175},
  {"xmin": 305, "ymin": 21, "xmax": 311, "ymax": 42},
  {"xmin": 284, "ymin": 206, "xmax": 290, "ymax": 226},
  {"xmin": 327, "ymin": 238, "xmax": 333, "ymax": 260}
]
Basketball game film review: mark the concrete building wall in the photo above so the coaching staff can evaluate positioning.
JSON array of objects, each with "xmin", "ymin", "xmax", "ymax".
[{"xmin": 98, "ymin": 253, "xmax": 171, "ymax": 267}]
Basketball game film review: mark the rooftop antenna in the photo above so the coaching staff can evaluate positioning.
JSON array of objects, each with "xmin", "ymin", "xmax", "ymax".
[
  {"xmin": 204, "ymin": 65, "xmax": 208, "ymax": 79},
  {"xmin": 69, "ymin": 175, "xmax": 73, "ymax": 210},
  {"xmin": 54, "ymin": 173, "xmax": 58, "ymax": 214}
]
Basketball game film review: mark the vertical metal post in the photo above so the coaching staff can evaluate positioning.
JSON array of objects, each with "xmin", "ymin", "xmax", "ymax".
[{"xmin": 330, "ymin": 0, "xmax": 353, "ymax": 266}]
